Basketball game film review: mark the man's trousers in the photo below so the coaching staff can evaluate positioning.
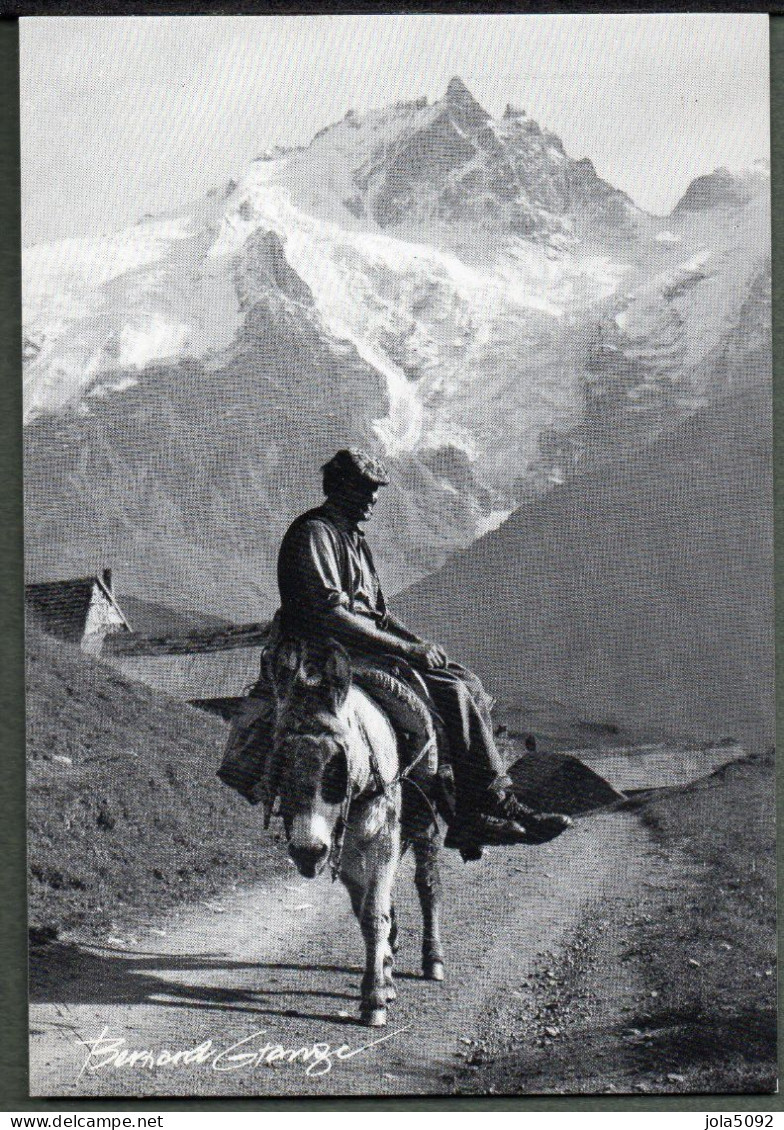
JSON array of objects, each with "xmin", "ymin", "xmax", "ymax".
[{"xmin": 417, "ymin": 662, "xmax": 511, "ymax": 815}]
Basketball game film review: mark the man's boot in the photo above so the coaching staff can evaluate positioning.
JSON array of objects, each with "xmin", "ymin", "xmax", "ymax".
[
  {"xmin": 444, "ymin": 789, "xmax": 572, "ymax": 858},
  {"xmin": 489, "ymin": 790, "xmax": 573, "ymax": 843}
]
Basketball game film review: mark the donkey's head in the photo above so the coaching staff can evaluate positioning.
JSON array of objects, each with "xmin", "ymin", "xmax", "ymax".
[{"xmin": 268, "ymin": 638, "xmax": 353, "ymax": 878}]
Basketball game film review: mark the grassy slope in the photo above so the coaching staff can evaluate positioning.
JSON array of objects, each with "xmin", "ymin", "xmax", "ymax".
[
  {"xmin": 26, "ymin": 627, "xmax": 284, "ymax": 940},
  {"xmin": 459, "ymin": 747, "xmax": 776, "ymax": 1095},
  {"xmin": 632, "ymin": 747, "xmax": 777, "ymax": 1091}
]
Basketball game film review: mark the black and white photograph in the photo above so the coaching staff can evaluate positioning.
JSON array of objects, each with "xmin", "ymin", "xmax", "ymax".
[{"xmin": 21, "ymin": 13, "xmax": 775, "ymax": 1098}]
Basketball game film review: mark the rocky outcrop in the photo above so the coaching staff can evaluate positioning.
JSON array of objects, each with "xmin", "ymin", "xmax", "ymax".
[
  {"xmin": 235, "ymin": 229, "xmax": 313, "ymax": 308},
  {"xmin": 673, "ymin": 164, "xmax": 769, "ymax": 215}
]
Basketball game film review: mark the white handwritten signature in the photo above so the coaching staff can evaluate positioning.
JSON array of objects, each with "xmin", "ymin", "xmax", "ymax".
[{"xmin": 77, "ymin": 1025, "xmax": 411, "ymax": 1079}]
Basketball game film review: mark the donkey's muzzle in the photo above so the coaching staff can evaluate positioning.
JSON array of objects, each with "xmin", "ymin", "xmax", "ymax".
[{"xmin": 288, "ymin": 841, "xmax": 330, "ymax": 878}]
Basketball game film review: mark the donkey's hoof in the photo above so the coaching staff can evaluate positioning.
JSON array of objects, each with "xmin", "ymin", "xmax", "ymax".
[
  {"xmin": 361, "ymin": 1006, "xmax": 388, "ymax": 1027},
  {"xmin": 384, "ymin": 983, "xmax": 397, "ymax": 1001},
  {"xmin": 423, "ymin": 960, "xmax": 445, "ymax": 982}
]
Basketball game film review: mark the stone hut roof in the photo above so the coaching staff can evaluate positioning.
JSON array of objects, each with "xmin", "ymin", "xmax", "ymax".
[{"xmin": 25, "ymin": 573, "xmax": 131, "ymax": 641}]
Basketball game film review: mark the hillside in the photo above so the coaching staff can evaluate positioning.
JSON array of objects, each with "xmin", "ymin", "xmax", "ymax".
[
  {"xmin": 457, "ymin": 747, "xmax": 776, "ymax": 1095},
  {"xmin": 26, "ymin": 627, "xmax": 280, "ymax": 939},
  {"xmin": 396, "ymin": 385, "xmax": 773, "ymax": 748},
  {"xmin": 117, "ymin": 594, "xmax": 233, "ymax": 635}
]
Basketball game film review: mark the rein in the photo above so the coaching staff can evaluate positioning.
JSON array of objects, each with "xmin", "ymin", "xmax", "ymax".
[{"xmin": 328, "ymin": 783, "xmax": 354, "ymax": 881}]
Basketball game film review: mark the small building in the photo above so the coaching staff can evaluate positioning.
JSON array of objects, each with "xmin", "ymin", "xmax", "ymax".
[
  {"xmin": 25, "ymin": 569, "xmax": 132, "ymax": 655},
  {"xmin": 26, "ymin": 567, "xmax": 269, "ymax": 716},
  {"xmin": 101, "ymin": 622, "xmax": 271, "ymax": 718}
]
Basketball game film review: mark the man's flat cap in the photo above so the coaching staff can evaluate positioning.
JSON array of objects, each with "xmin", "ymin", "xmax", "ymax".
[{"xmin": 323, "ymin": 447, "xmax": 390, "ymax": 486}]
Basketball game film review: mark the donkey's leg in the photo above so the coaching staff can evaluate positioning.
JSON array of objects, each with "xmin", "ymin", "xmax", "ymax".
[
  {"xmin": 341, "ymin": 868, "xmax": 396, "ymax": 1005},
  {"xmin": 413, "ymin": 826, "xmax": 445, "ymax": 981},
  {"xmin": 341, "ymin": 829, "xmax": 399, "ymax": 1025},
  {"xmin": 359, "ymin": 837, "xmax": 399, "ymax": 1025},
  {"xmin": 383, "ymin": 907, "xmax": 397, "ymax": 1001},
  {"xmin": 388, "ymin": 903, "xmax": 399, "ymax": 954},
  {"xmin": 380, "ymin": 901, "xmax": 397, "ymax": 1002}
]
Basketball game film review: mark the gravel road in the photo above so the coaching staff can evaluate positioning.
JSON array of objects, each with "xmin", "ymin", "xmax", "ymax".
[{"xmin": 30, "ymin": 810, "xmax": 650, "ymax": 1098}]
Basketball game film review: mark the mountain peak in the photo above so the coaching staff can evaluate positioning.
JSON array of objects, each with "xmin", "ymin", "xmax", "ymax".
[
  {"xmin": 441, "ymin": 76, "xmax": 489, "ymax": 130},
  {"xmin": 442, "ymin": 75, "xmax": 483, "ymax": 105},
  {"xmin": 445, "ymin": 76, "xmax": 472, "ymax": 99}
]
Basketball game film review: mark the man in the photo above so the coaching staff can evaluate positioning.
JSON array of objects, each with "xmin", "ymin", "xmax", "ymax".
[{"xmin": 277, "ymin": 447, "xmax": 571, "ymax": 858}]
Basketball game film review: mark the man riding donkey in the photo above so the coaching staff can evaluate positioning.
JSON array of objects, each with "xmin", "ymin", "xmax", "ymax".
[{"xmin": 220, "ymin": 447, "xmax": 571, "ymax": 861}]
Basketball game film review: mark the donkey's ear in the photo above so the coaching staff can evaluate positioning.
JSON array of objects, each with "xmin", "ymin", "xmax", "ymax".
[{"xmin": 323, "ymin": 641, "xmax": 352, "ymax": 710}]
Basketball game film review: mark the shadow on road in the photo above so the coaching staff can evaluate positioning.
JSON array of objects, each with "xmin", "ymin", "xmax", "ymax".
[
  {"xmin": 30, "ymin": 941, "xmax": 367, "ymax": 1026},
  {"xmin": 634, "ymin": 1005, "xmax": 777, "ymax": 1067},
  {"xmin": 454, "ymin": 997, "xmax": 778, "ymax": 1096}
]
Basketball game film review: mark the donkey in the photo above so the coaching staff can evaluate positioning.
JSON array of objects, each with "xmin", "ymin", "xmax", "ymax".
[{"xmin": 264, "ymin": 637, "xmax": 445, "ymax": 1027}]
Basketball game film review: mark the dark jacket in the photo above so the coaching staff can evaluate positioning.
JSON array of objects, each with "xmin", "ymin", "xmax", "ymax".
[{"xmin": 277, "ymin": 504, "xmax": 387, "ymax": 638}]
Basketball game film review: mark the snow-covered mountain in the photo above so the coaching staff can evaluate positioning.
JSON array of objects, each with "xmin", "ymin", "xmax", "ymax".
[{"xmin": 23, "ymin": 80, "xmax": 771, "ymax": 619}]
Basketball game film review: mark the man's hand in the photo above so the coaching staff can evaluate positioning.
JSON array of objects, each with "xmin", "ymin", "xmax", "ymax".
[{"xmin": 407, "ymin": 640, "xmax": 449, "ymax": 669}]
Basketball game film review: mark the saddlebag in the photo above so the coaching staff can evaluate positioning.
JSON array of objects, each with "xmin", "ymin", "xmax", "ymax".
[{"xmin": 216, "ymin": 672, "xmax": 275, "ymax": 805}]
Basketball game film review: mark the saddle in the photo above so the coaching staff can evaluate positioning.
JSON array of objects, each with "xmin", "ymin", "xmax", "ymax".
[{"xmin": 352, "ymin": 657, "xmax": 440, "ymax": 778}]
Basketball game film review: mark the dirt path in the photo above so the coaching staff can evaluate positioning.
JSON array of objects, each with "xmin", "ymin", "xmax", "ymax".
[{"xmin": 29, "ymin": 810, "xmax": 653, "ymax": 1098}]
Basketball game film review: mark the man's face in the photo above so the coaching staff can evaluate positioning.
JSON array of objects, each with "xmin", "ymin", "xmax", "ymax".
[
  {"xmin": 332, "ymin": 479, "xmax": 380, "ymax": 523},
  {"xmin": 356, "ymin": 484, "xmax": 379, "ymax": 522}
]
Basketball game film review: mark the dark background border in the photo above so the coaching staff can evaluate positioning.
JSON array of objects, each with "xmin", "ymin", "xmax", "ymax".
[
  {"xmin": 0, "ymin": 1, "xmax": 783, "ymax": 13},
  {"xmin": 0, "ymin": 6, "xmax": 781, "ymax": 1111}
]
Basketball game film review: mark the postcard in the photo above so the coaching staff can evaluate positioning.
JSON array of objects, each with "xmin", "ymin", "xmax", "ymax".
[{"xmin": 22, "ymin": 13, "xmax": 775, "ymax": 1097}]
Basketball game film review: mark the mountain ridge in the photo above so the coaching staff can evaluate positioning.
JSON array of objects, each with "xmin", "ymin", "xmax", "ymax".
[
  {"xmin": 395, "ymin": 382, "xmax": 773, "ymax": 747},
  {"xmin": 22, "ymin": 79, "xmax": 771, "ymax": 624}
]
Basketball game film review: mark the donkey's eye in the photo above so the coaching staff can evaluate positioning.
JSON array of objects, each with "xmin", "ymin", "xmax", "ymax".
[{"xmin": 321, "ymin": 752, "xmax": 348, "ymax": 805}]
